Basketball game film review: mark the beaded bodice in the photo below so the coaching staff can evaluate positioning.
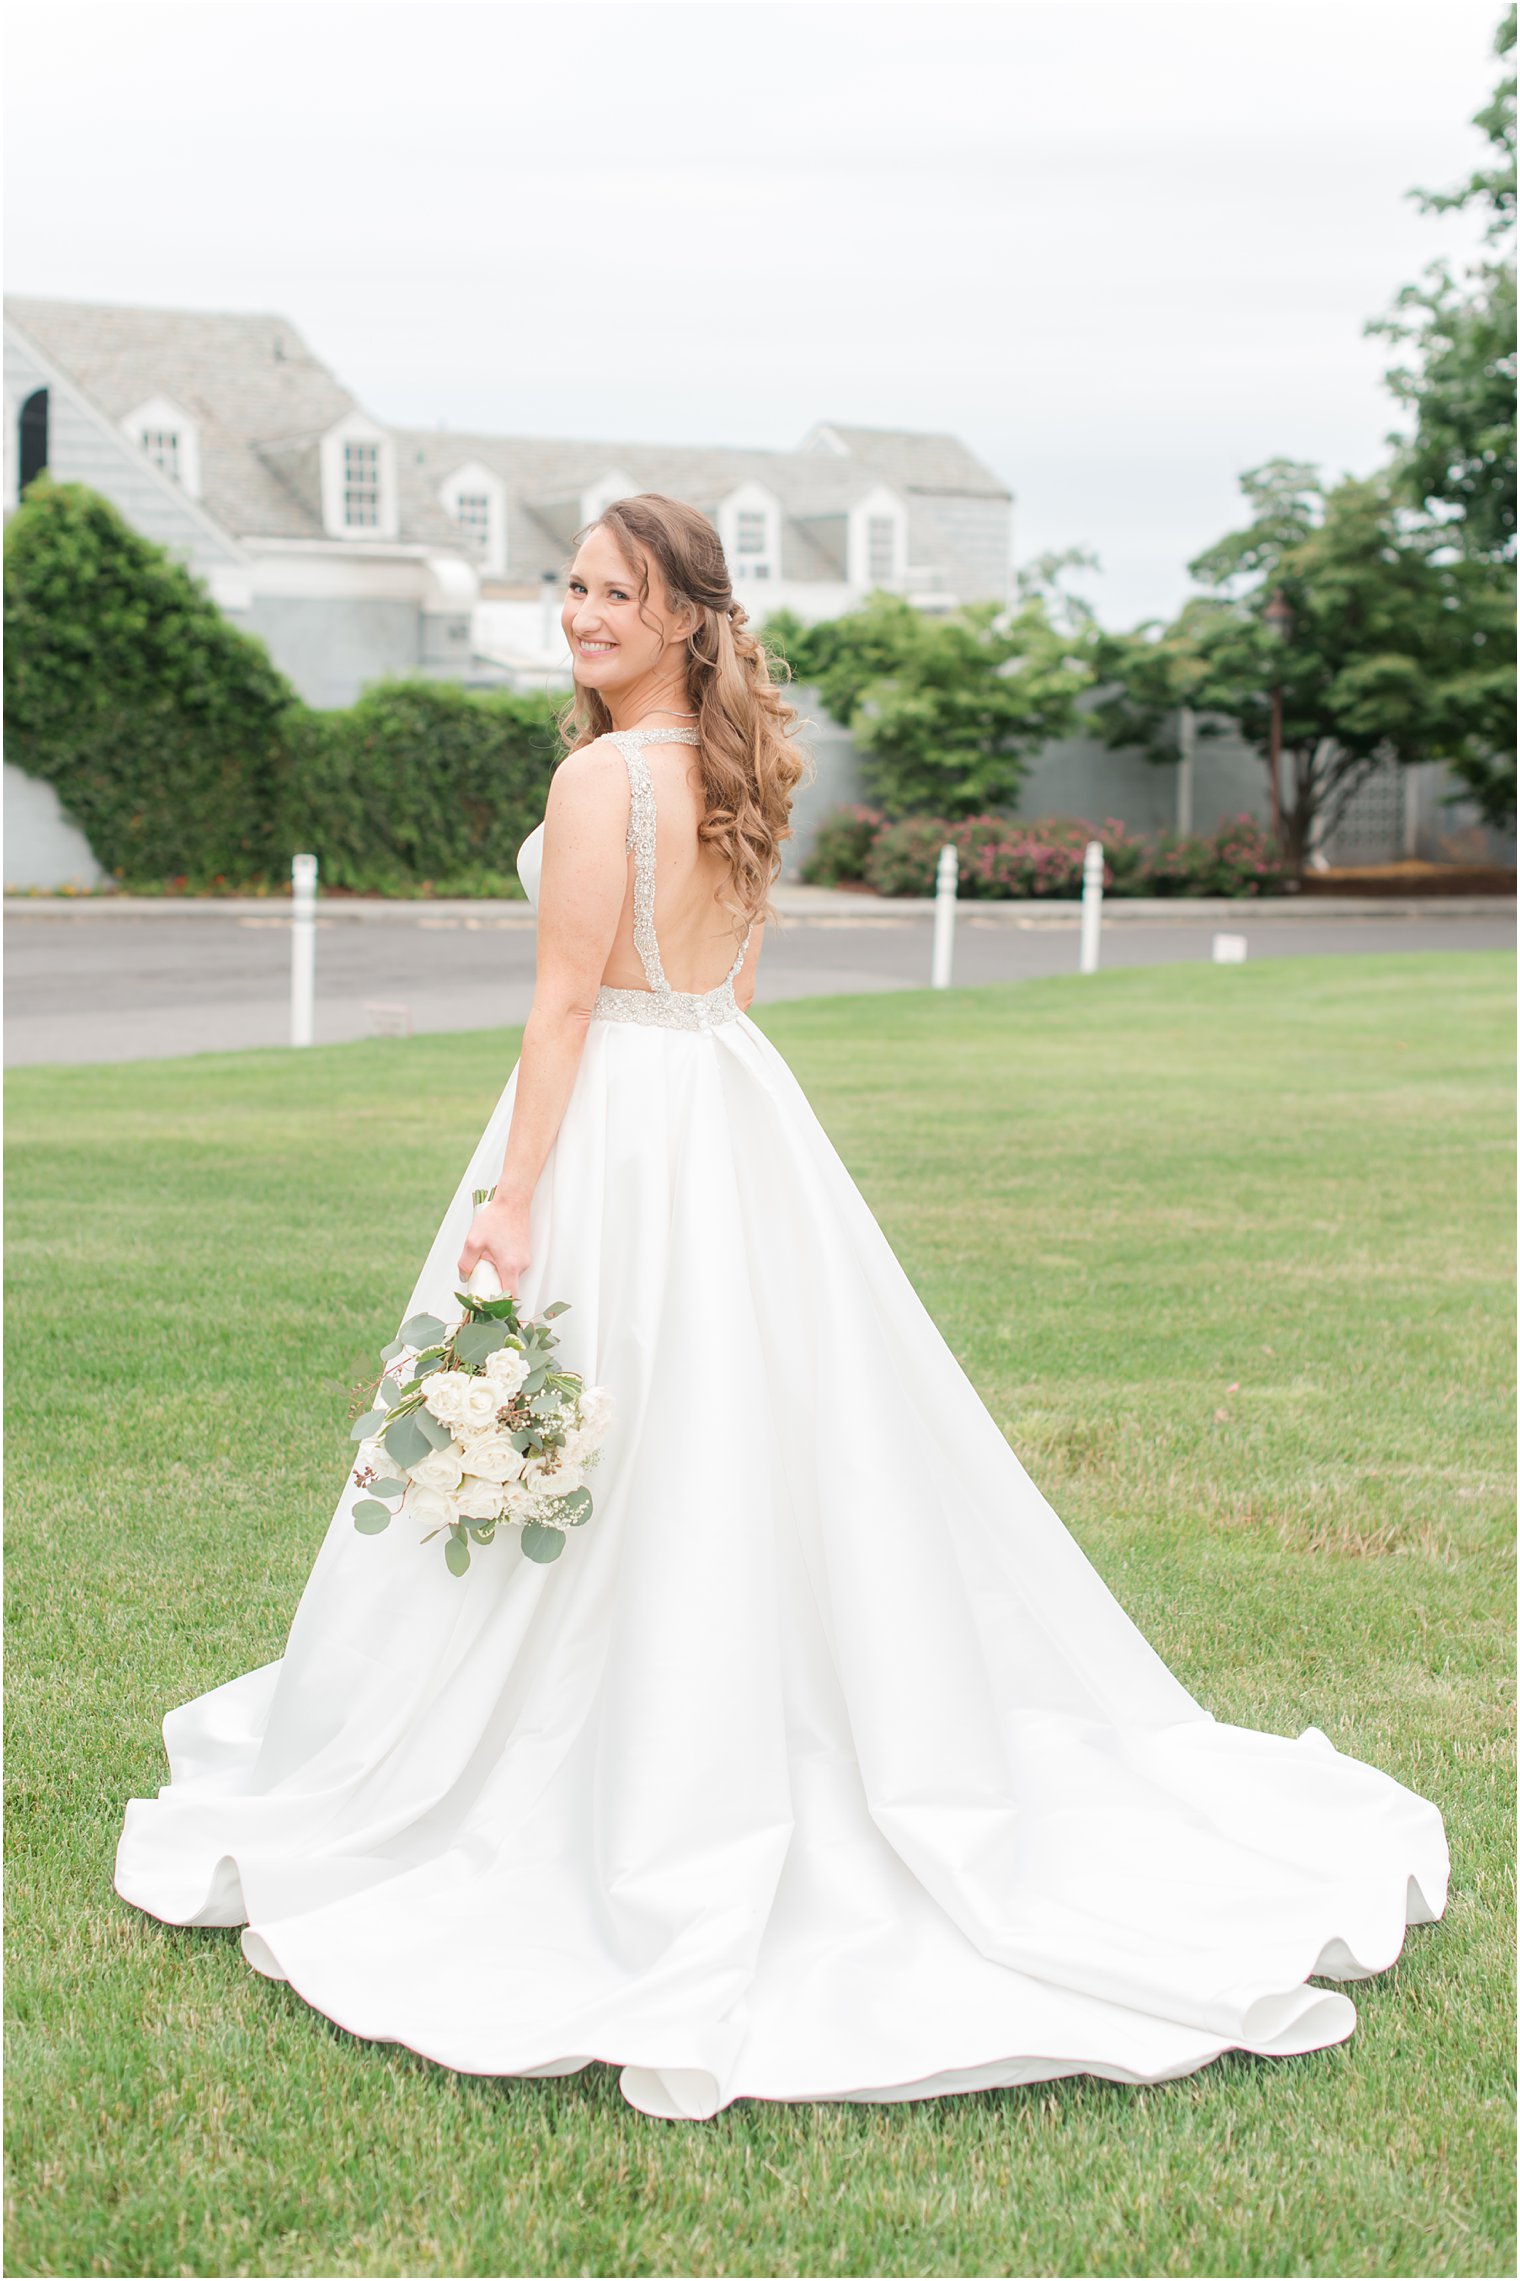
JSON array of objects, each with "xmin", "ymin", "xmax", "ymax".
[{"xmin": 515, "ymin": 726, "xmax": 752, "ymax": 1034}]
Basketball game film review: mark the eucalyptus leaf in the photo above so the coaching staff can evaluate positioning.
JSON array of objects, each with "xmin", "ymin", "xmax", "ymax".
[
  {"xmin": 352, "ymin": 1502, "xmax": 393, "ymax": 1534},
  {"xmin": 541, "ymin": 1301, "xmax": 571, "ymax": 1319},
  {"xmin": 444, "ymin": 1534, "xmax": 471, "ymax": 1578},
  {"xmin": 400, "ymin": 1312, "xmax": 447, "ymax": 1347},
  {"xmin": 409, "ymin": 1354, "xmax": 446, "ymax": 1381},
  {"xmin": 457, "ymin": 1290, "xmax": 520, "ymax": 1323},
  {"xmin": 522, "ymin": 1367, "xmax": 550, "ymax": 1395},
  {"xmin": 554, "ymin": 1487, "xmax": 593, "ymax": 1525},
  {"xmin": 350, "ymin": 1410, "xmax": 389, "ymax": 1442},
  {"xmin": 379, "ymin": 1337, "xmax": 407, "ymax": 1364},
  {"xmin": 414, "ymin": 1409, "xmax": 455, "ymax": 1451},
  {"xmin": 520, "ymin": 1522, "xmax": 566, "ymax": 1563},
  {"xmin": 456, "ymin": 1320, "xmax": 510, "ymax": 1366},
  {"xmin": 365, "ymin": 1476, "xmax": 407, "ymax": 1502},
  {"xmin": 383, "ymin": 1411, "xmax": 435, "ymax": 1468}
]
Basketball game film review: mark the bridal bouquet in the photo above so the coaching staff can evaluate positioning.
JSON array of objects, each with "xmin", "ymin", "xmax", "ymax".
[{"xmin": 347, "ymin": 1193, "xmax": 612, "ymax": 1573}]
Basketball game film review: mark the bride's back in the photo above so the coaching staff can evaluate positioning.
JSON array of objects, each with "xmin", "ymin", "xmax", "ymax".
[{"xmin": 597, "ymin": 736, "xmax": 750, "ymax": 998}]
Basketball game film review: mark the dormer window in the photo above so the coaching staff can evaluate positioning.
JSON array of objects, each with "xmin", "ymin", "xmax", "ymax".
[
  {"xmin": 453, "ymin": 492, "xmax": 491, "ymax": 554},
  {"xmin": 343, "ymin": 440, "xmax": 381, "ymax": 528},
  {"xmin": 319, "ymin": 413, "xmax": 397, "ymax": 541},
  {"xmin": 122, "ymin": 394, "xmax": 202, "ymax": 499},
  {"xmin": 867, "ymin": 515, "xmax": 897, "ymax": 584},
  {"xmin": 735, "ymin": 510, "xmax": 771, "ymax": 576},
  {"xmin": 142, "ymin": 428, "xmax": 181, "ymax": 482},
  {"xmin": 439, "ymin": 460, "xmax": 506, "ymax": 575},
  {"xmin": 720, "ymin": 483, "xmax": 781, "ymax": 582}
]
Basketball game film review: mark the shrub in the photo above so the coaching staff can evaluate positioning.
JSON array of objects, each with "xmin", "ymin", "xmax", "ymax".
[
  {"xmin": 862, "ymin": 816, "xmax": 957, "ymax": 897},
  {"xmin": 807, "ymin": 802, "xmax": 1285, "ymax": 899},
  {"xmin": 3, "ymin": 475, "xmax": 301, "ymax": 887},
  {"xmin": 287, "ymin": 681, "xmax": 562, "ymax": 895},
  {"xmin": 1142, "ymin": 814, "xmax": 1284, "ymax": 897},
  {"xmin": 798, "ymin": 803, "xmax": 886, "ymax": 886}
]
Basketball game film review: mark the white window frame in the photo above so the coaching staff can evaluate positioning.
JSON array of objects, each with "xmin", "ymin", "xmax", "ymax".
[
  {"xmin": 439, "ymin": 459, "xmax": 507, "ymax": 576},
  {"xmin": 121, "ymin": 394, "xmax": 202, "ymax": 498},
  {"xmin": 848, "ymin": 487, "xmax": 907, "ymax": 590},
  {"xmin": 719, "ymin": 482, "xmax": 781, "ymax": 583},
  {"xmin": 320, "ymin": 413, "xmax": 398, "ymax": 540}
]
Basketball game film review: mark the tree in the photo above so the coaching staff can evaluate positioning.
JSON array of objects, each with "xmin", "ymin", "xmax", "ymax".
[
  {"xmin": 1361, "ymin": 6, "xmax": 1517, "ymax": 827},
  {"xmin": 1089, "ymin": 460, "xmax": 1513, "ymax": 872},
  {"xmin": 760, "ymin": 589, "xmax": 1091, "ymax": 819},
  {"xmin": 4, "ymin": 475, "xmax": 302, "ymax": 884},
  {"xmin": 1366, "ymin": 5, "xmax": 1516, "ymax": 565}
]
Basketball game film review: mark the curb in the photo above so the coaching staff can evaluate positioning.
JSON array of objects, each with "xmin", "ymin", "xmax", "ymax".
[{"xmin": 5, "ymin": 892, "xmax": 1515, "ymax": 925}]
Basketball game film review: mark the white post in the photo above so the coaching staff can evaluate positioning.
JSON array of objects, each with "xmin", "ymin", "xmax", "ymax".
[
  {"xmin": 291, "ymin": 852, "xmax": 318, "ymax": 1048},
  {"xmin": 931, "ymin": 841, "xmax": 958, "ymax": 988},
  {"xmin": 1079, "ymin": 839, "xmax": 1104, "ymax": 974}
]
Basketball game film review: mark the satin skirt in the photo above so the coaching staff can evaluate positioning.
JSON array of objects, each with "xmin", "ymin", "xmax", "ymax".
[{"xmin": 114, "ymin": 1009, "xmax": 1450, "ymax": 2121}]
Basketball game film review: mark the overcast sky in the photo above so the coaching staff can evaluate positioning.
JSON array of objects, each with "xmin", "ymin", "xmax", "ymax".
[{"xmin": 4, "ymin": 0, "xmax": 1505, "ymax": 627}]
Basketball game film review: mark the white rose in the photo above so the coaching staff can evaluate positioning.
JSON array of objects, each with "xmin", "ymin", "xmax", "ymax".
[
  {"xmin": 420, "ymin": 1371, "xmax": 473, "ymax": 1427},
  {"xmin": 456, "ymin": 1475, "xmax": 507, "ymax": 1522},
  {"xmin": 407, "ymin": 1484, "xmax": 456, "ymax": 1532},
  {"xmin": 483, "ymin": 1345, "xmax": 530, "ymax": 1397},
  {"xmin": 409, "ymin": 1443, "xmax": 464, "ymax": 1493},
  {"xmin": 577, "ymin": 1386, "xmax": 613, "ymax": 1442},
  {"xmin": 461, "ymin": 1377, "xmax": 504, "ymax": 1431},
  {"xmin": 456, "ymin": 1431, "xmax": 524, "ymax": 1482},
  {"xmin": 501, "ymin": 1478, "xmax": 540, "ymax": 1520}
]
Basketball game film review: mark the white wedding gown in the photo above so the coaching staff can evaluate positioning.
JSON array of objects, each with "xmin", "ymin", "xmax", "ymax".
[{"xmin": 115, "ymin": 726, "xmax": 1450, "ymax": 2122}]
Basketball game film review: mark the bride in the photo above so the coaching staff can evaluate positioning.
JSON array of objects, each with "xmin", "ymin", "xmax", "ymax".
[{"xmin": 115, "ymin": 492, "xmax": 1449, "ymax": 2123}]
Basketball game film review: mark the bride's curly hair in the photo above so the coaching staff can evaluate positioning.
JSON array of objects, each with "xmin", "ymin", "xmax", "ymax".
[{"xmin": 558, "ymin": 494, "xmax": 814, "ymax": 940}]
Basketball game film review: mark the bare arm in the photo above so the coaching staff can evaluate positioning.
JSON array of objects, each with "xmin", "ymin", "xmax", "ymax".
[{"xmin": 458, "ymin": 742, "xmax": 628, "ymax": 1294}]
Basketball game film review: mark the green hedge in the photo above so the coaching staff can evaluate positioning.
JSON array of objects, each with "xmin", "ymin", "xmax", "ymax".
[
  {"xmin": 4, "ymin": 476, "xmax": 300, "ymax": 886},
  {"xmin": 287, "ymin": 681, "xmax": 561, "ymax": 896},
  {"xmin": 4, "ymin": 477, "xmax": 564, "ymax": 895}
]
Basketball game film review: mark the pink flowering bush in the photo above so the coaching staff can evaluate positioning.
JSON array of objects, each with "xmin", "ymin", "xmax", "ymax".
[
  {"xmin": 799, "ymin": 803, "xmax": 887, "ymax": 886},
  {"xmin": 1141, "ymin": 814, "xmax": 1283, "ymax": 897},
  {"xmin": 804, "ymin": 806, "xmax": 1284, "ymax": 899}
]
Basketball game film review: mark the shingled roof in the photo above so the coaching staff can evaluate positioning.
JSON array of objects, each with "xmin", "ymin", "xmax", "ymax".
[
  {"xmin": 807, "ymin": 424, "xmax": 1013, "ymax": 499},
  {"xmin": 395, "ymin": 426, "xmax": 992, "ymax": 582},
  {"xmin": 5, "ymin": 294, "xmax": 463, "ymax": 548},
  {"xmin": 7, "ymin": 295, "xmax": 1013, "ymax": 585}
]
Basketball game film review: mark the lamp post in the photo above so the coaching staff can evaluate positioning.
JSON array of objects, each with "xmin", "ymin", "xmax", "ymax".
[{"xmin": 1263, "ymin": 587, "xmax": 1294, "ymax": 853}]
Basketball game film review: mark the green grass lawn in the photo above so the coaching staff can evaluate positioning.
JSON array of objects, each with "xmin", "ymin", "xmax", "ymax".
[{"xmin": 5, "ymin": 951, "xmax": 1514, "ymax": 2279}]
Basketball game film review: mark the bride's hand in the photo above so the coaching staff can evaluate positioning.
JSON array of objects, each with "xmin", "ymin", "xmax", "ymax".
[{"xmin": 457, "ymin": 1197, "xmax": 531, "ymax": 1298}]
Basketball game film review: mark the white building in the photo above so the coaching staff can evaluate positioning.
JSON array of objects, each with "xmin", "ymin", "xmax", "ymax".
[
  {"xmin": 2, "ymin": 293, "xmax": 1017, "ymax": 883},
  {"xmin": 400, "ymin": 419, "xmax": 1015, "ymax": 683},
  {"xmin": 4, "ymin": 295, "xmax": 480, "ymax": 711}
]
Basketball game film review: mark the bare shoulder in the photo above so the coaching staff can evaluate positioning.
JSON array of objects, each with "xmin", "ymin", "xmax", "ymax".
[{"xmin": 545, "ymin": 736, "xmax": 631, "ymax": 826}]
